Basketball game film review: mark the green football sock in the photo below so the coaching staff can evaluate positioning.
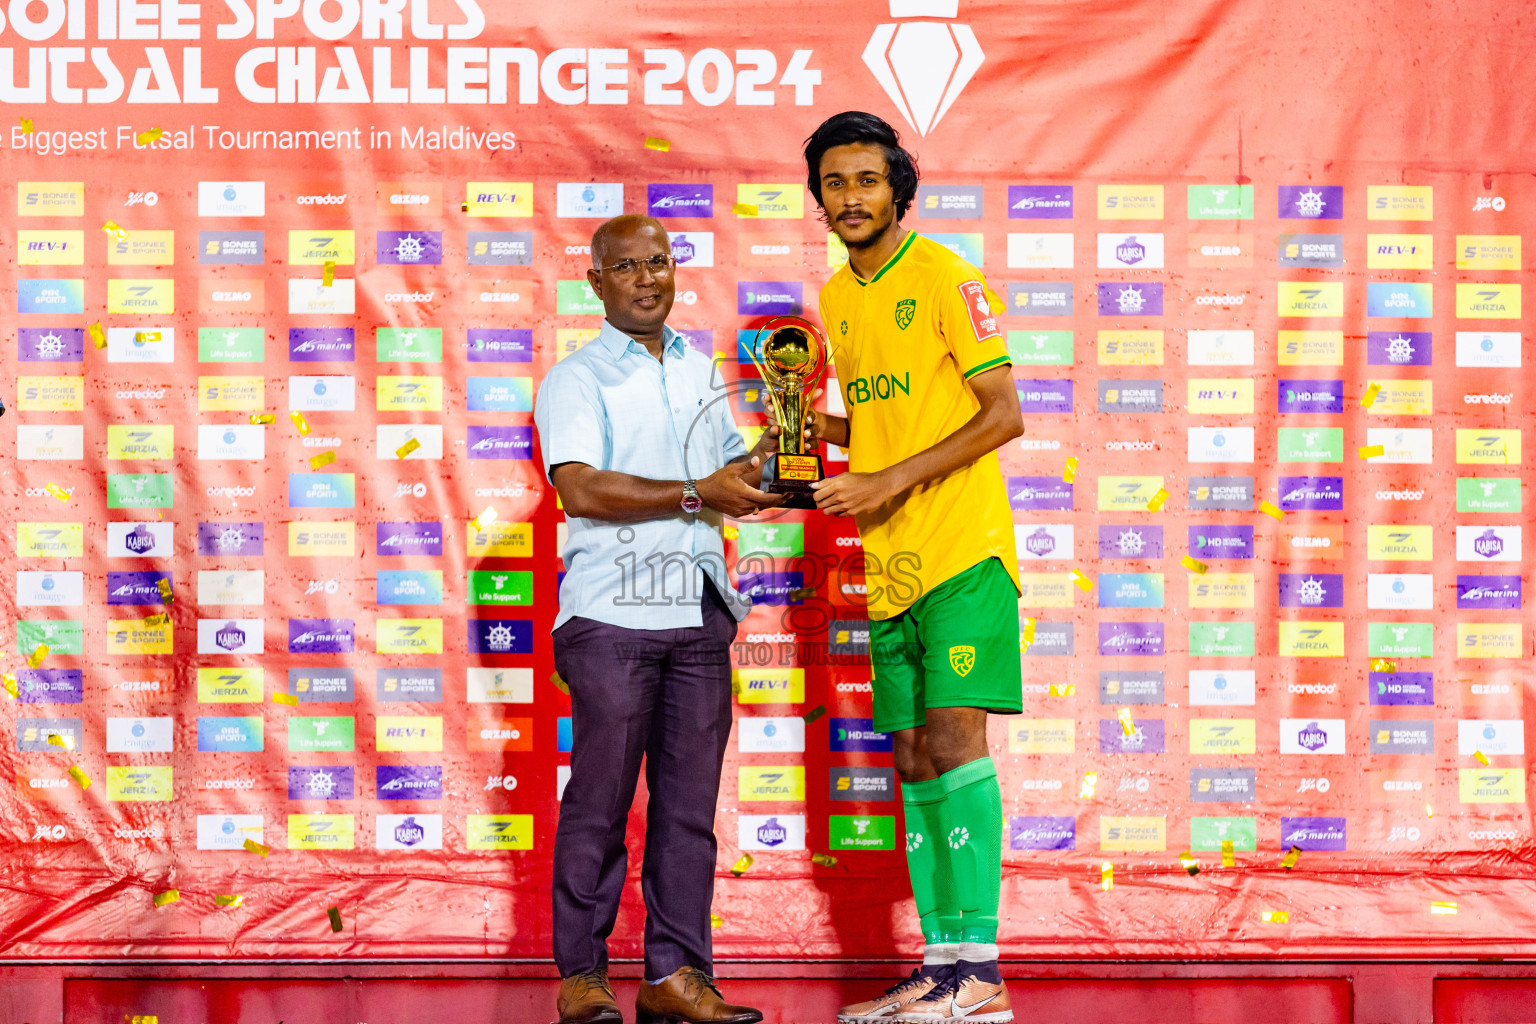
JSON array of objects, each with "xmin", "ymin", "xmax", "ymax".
[
  {"xmin": 939, "ymin": 756, "xmax": 1003, "ymax": 944},
  {"xmin": 901, "ymin": 776, "xmax": 961, "ymax": 944}
]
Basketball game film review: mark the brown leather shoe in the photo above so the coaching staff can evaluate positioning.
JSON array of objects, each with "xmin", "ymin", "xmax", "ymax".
[
  {"xmin": 558, "ymin": 969, "xmax": 623, "ymax": 1023},
  {"xmin": 635, "ymin": 966, "xmax": 763, "ymax": 1024}
]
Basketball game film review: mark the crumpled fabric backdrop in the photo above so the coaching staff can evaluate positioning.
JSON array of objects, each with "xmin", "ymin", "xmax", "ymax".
[{"xmin": 0, "ymin": 0, "xmax": 1531, "ymax": 961}]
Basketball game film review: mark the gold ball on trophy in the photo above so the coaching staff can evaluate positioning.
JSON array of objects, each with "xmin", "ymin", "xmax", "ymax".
[{"xmin": 762, "ymin": 326, "xmax": 815, "ymax": 380}]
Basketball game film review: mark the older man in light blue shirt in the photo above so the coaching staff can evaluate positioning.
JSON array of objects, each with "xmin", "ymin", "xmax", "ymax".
[{"xmin": 534, "ymin": 214, "xmax": 775, "ymax": 1024}]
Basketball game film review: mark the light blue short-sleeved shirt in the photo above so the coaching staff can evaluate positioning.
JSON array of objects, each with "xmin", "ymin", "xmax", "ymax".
[{"xmin": 534, "ymin": 320, "xmax": 753, "ymax": 631}]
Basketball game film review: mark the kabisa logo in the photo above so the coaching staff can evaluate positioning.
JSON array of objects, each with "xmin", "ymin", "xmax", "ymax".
[
  {"xmin": 865, "ymin": 1, "xmax": 984, "ymax": 136},
  {"xmin": 756, "ymin": 817, "xmax": 788, "ymax": 847},
  {"xmin": 394, "ymin": 816, "xmax": 426, "ymax": 847},
  {"xmin": 1298, "ymin": 721, "xmax": 1328, "ymax": 751}
]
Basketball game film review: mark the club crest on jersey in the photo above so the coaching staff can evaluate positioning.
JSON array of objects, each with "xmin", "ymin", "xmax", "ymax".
[
  {"xmin": 949, "ymin": 645, "xmax": 976, "ymax": 676},
  {"xmin": 895, "ymin": 298, "xmax": 917, "ymax": 330}
]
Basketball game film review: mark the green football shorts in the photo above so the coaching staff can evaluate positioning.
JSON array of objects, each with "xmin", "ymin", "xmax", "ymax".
[{"xmin": 866, "ymin": 556, "xmax": 1024, "ymax": 734}]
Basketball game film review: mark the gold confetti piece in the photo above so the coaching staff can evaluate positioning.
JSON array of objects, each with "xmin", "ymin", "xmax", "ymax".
[
  {"xmin": 1260, "ymin": 500, "xmax": 1285, "ymax": 521},
  {"xmin": 328, "ymin": 906, "xmax": 343, "ymax": 932},
  {"xmin": 19, "ymin": 116, "xmax": 32, "ymax": 133},
  {"xmin": 44, "ymin": 481, "xmax": 72, "ymax": 502},
  {"xmin": 135, "ymin": 126, "xmax": 163, "ymax": 146},
  {"xmin": 811, "ymin": 852, "xmax": 838, "ymax": 867},
  {"xmin": 1181, "ymin": 555, "xmax": 1207, "ymax": 575},
  {"xmin": 1372, "ymin": 659, "xmax": 1396, "ymax": 672},
  {"xmin": 1146, "ymin": 487, "xmax": 1169, "ymax": 512},
  {"xmin": 723, "ymin": 524, "xmax": 739, "ymax": 541},
  {"xmin": 1475, "ymin": 750, "xmax": 1490, "ymax": 766},
  {"xmin": 1179, "ymin": 850, "xmax": 1200, "ymax": 877},
  {"xmin": 153, "ymin": 890, "xmax": 180, "ymax": 908},
  {"xmin": 1079, "ymin": 771, "xmax": 1098, "ymax": 799},
  {"xmin": 1358, "ymin": 444, "xmax": 1385, "ymax": 459},
  {"xmin": 134, "ymin": 331, "xmax": 161, "ymax": 345},
  {"xmin": 1062, "ymin": 456, "xmax": 1078, "ymax": 483},
  {"xmin": 1048, "ymin": 683, "xmax": 1075, "ymax": 697},
  {"xmin": 129, "ymin": 1016, "xmax": 158, "ymax": 1024},
  {"xmin": 215, "ymin": 894, "xmax": 244, "ymax": 908},
  {"xmin": 310, "ymin": 450, "xmax": 337, "ymax": 469},
  {"xmin": 68, "ymin": 765, "xmax": 90, "ymax": 788},
  {"xmin": 1021, "ymin": 617, "xmax": 1036, "ymax": 650},
  {"xmin": 550, "ymin": 672, "xmax": 570, "ymax": 695},
  {"xmin": 395, "ymin": 438, "xmax": 421, "ymax": 459},
  {"xmin": 272, "ymin": 692, "xmax": 298, "ymax": 706},
  {"xmin": 47, "ymin": 731, "xmax": 72, "ymax": 750},
  {"xmin": 1281, "ymin": 845, "xmax": 1302, "ymax": 871},
  {"xmin": 1099, "ymin": 862, "xmax": 1113, "ymax": 891},
  {"xmin": 644, "ymin": 136, "xmax": 671, "ymax": 151},
  {"xmin": 802, "ymin": 704, "xmax": 827, "ymax": 724},
  {"xmin": 1431, "ymin": 901, "xmax": 1458, "ymax": 915},
  {"xmin": 3, "ymin": 674, "xmax": 16, "ymax": 699},
  {"xmin": 27, "ymin": 644, "xmax": 49, "ymax": 669},
  {"xmin": 89, "ymin": 322, "xmax": 107, "ymax": 349},
  {"xmin": 289, "ymin": 411, "xmax": 312, "ymax": 436},
  {"xmin": 243, "ymin": 838, "xmax": 269, "ymax": 857},
  {"xmin": 1221, "ymin": 839, "xmax": 1235, "ymax": 867},
  {"xmin": 250, "ymin": 413, "xmax": 276, "ymax": 425},
  {"xmin": 733, "ymin": 203, "xmax": 759, "ymax": 216},
  {"xmin": 461, "ymin": 201, "xmax": 471, "ymax": 213},
  {"xmin": 710, "ymin": 912, "xmax": 724, "ymax": 929},
  {"xmin": 144, "ymin": 613, "xmax": 169, "ymax": 627},
  {"xmin": 101, "ymin": 220, "xmax": 127, "ymax": 241},
  {"xmin": 1361, "ymin": 382, "xmax": 1381, "ymax": 408},
  {"xmin": 1071, "ymin": 569, "xmax": 1094, "ymax": 593},
  {"xmin": 322, "ymin": 260, "xmax": 336, "ymax": 287},
  {"xmin": 472, "ymin": 506, "xmax": 498, "ymax": 531},
  {"xmin": 787, "ymin": 585, "xmax": 815, "ymax": 601},
  {"xmin": 731, "ymin": 853, "xmax": 754, "ymax": 877},
  {"xmin": 1425, "ymin": 802, "xmax": 1434, "ymax": 818},
  {"xmin": 1261, "ymin": 910, "xmax": 1290, "ymax": 923},
  {"xmin": 1117, "ymin": 706, "xmax": 1136, "ymax": 736},
  {"xmin": 156, "ymin": 578, "xmax": 173, "ymax": 603}
]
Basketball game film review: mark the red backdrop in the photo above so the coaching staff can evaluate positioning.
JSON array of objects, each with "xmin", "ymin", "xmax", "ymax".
[{"xmin": 0, "ymin": 0, "xmax": 1532, "ymax": 961}]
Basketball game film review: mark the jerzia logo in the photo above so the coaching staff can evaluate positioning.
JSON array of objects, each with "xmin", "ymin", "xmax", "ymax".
[{"xmin": 865, "ymin": 1, "xmax": 984, "ymax": 136}]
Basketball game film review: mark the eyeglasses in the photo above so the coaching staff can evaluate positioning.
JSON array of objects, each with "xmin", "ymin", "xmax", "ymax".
[{"xmin": 596, "ymin": 253, "xmax": 676, "ymax": 277}]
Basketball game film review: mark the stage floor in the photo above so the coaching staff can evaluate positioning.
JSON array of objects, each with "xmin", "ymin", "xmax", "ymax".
[{"xmin": 7, "ymin": 960, "xmax": 1536, "ymax": 1023}]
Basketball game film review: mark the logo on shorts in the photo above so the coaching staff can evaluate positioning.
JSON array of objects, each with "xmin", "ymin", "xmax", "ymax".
[
  {"xmin": 949, "ymin": 645, "xmax": 975, "ymax": 676},
  {"xmin": 895, "ymin": 298, "xmax": 916, "ymax": 330}
]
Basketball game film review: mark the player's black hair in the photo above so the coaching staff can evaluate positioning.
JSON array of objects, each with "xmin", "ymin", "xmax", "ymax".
[{"xmin": 803, "ymin": 111, "xmax": 919, "ymax": 221}]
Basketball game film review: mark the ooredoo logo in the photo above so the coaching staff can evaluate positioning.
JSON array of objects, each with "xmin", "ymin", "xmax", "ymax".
[{"xmin": 865, "ymin": 1, "xmax": 983, "ymax": 136}]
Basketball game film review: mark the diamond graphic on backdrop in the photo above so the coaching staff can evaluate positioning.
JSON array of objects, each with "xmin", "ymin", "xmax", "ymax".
[
  {"xmin": 1116, "ymin": 237, "xmax": 1146, "ymax": 265},
  {"xmin": 1298, "ymin": 721, "xmax": 1328, "ymax": 751},
  {"xmin": 1294, "ymin": 189, "xmax": 1326, "ymax": 217},
  {"xmin": 672, "ymin": 235, "xmax": 697, "ymax": 263},
  {"xmin": 863, "ymin": 1, "xmax": 984, "ymax": 137},
  {"xmin": 1116, "ymin": 286, "xmax": 1145, "ymax": 313},
  {"xmin": 125, "ymin": 524, "xmax": 157, "ymax": 554}
]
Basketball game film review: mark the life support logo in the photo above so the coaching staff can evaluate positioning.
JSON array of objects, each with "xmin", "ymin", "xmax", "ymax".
[{"xmin": 865, "ymin": 1, "xmax": 984, "ymax": 136}]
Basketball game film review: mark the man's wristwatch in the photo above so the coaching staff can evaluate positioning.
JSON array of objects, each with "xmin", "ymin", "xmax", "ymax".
[{"xmin": 681, "ymin": 479, "xmax": 703, "ymax": 514}]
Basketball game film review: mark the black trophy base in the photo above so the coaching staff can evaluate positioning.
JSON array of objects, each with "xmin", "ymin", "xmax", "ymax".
[{"xmin": 761, "ymin": 452, "xmax": 822, "ymax": 510}]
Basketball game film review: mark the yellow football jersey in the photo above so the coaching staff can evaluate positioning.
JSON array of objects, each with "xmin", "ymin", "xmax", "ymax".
[{"xmin": 818, "ymin": 231, "xmax": 1020, "ymax": 620}]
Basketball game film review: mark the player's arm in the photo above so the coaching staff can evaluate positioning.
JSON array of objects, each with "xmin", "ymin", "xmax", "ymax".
[{"xmin": 811, "ymin": 366, "xmax": 1021, "ymax": 517}]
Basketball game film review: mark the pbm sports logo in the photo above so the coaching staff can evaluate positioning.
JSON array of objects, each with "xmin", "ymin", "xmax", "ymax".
[{"xmin": 865, "ymin": 1, "xmax": 984, "ymax": 136}]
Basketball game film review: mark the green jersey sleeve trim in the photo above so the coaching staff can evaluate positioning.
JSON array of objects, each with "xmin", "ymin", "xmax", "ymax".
[{"xmin": 962, "ymin": 354, "xmax": 1012, "ymax": 379}]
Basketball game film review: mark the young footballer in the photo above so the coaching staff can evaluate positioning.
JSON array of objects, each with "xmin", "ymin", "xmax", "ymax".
[{"xmin": 803, "ymin": 111, "xmax": 1024, "ymax": 1024}]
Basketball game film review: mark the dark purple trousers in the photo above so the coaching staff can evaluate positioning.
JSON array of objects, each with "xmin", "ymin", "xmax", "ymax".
[{"xmin": 550, "ymin": 582, "xmax": 738, "ymax": 980}]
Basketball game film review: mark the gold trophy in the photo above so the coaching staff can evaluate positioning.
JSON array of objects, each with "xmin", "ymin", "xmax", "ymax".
[{"xmin": 748, "ymin": 315, "xmax": 829, "ymax": 509}]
